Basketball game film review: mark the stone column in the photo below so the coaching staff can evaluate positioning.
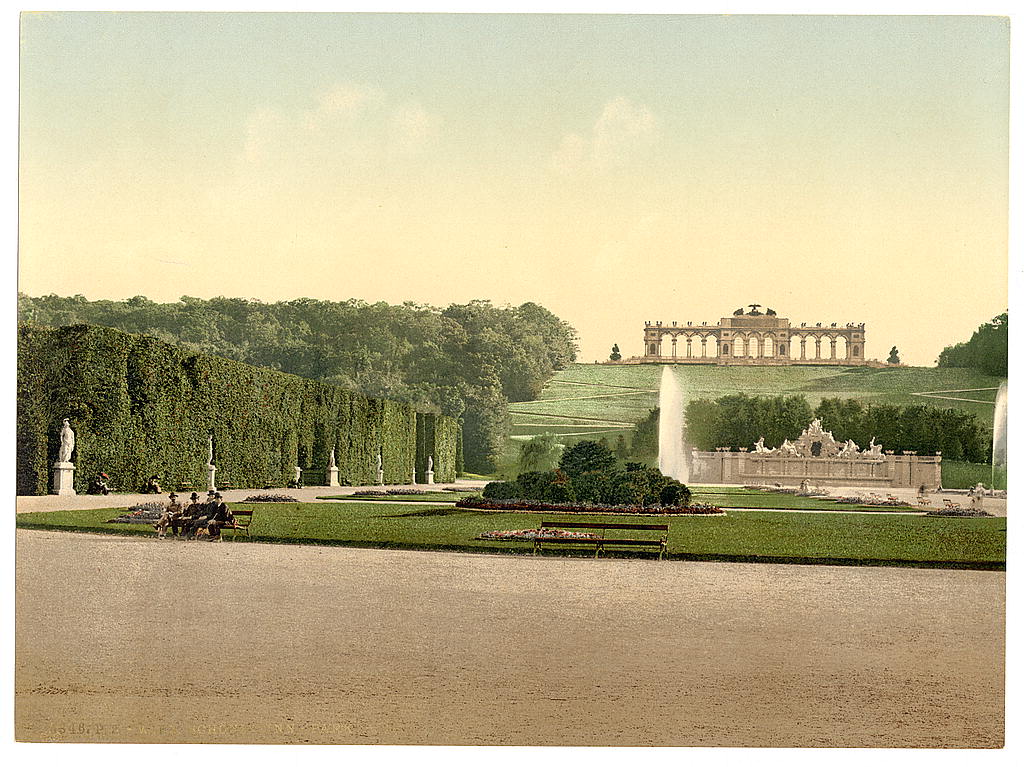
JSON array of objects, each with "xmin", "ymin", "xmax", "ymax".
[
  {"xmin": 830, "ymin": 338, "xmax": 836, "ymax": 359},
  {"xmin": 671, "ymin": 336, "xmax": 677, "ymax": 358},
  {"xmin": 686, "ymin": 337, "xmax": 692, "ymax": 358},
  {"xmin": 52, "ymin": 461, "xmax": 76, "ymax": 496},
  {"xmin": 814, "ymin": 337, "xmax": 821, "ymax": 359},
  {"xmin": 701, "ymin": 338, "xmax": 707, "ymax": 358}
]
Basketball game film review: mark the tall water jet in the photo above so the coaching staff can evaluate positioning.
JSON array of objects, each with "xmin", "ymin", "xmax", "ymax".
[
  {"xmin": 658, "ymin": 366, "xmax": 688, "ymax": 482},
  {"xmin": 992, "ymin": 381, "xmax": 1007, "ymax": 487}
]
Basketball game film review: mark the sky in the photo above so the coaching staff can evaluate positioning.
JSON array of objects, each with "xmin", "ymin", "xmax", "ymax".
[{"xmin": 18, "ymin": 12, "xmax": 1009, "ymax": 365}]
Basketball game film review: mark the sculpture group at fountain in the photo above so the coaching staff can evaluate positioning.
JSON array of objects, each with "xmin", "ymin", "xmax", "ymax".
[{"xmin": 748, "ymin": 419, "xmax": 886, "ymax": 460}]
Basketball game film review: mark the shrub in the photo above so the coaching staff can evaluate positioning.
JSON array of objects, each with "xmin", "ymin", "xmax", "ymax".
[
  {"xmin": 659, "ymin": 481, "xmax": 692, "ymax": 507},
  {"xmin": 559, "ymin": 440, "xmax": 616, "ymax": 477},
  {"xmin": 482, "ymin": 480, "xmax": 521, "ymax": 500}
]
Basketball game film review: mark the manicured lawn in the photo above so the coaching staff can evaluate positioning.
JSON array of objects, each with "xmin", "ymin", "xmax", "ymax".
[
  {"xmin": 326, "ymin": 486, "xmax": 918, "ymax": 512},
  {"xmin": 17, "ymin": 502, "xmax": 1005, "ymax": 569},
  {"xmin": 691, "ymin": 490, "xmax": 915, "ymax": 513},
  {"xmin": 509, "ymin": 363, "xmax": 1005, "ymax": 440},
  {"xmin": 317, "ymin": 492, "xmax": 472, "ymax": 503},
  {"xmin": 941, "ymin": 460, "xmax": 1007, "ymax": 490}
]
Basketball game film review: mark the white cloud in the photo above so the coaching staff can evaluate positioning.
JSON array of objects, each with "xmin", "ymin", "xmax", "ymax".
[
  {"xmin": 238, "ymin": 83, "xmax": 441, "ymax": 172},
  {"xmin": 552, "ymin": 97, "xmax": 658, "ymax": 174},
  {"xmin": 389, "ymin": 102, "xmax": 443, "ymax": 155}
]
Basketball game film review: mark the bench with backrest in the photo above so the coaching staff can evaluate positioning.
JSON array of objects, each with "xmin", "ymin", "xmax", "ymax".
[
  {"xmin": 533, "ymin": 520, "xmax": 669, "ymax": 559},
  {"xmin": 222, "ymin": 508, "xmax": 254, "ymax": 540}
]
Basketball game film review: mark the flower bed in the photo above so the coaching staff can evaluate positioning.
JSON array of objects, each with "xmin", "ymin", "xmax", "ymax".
[
  {"xmin": 925, "ymin": 508, "xmax": 994, "ymax": 518},
  {"xmin": 106, "ymin": 506, "xmax": 165, "ymax": 524},
  {"xmin": 243, "ymin": 494, "xmax": 298, "ymax": 503},
  {"xmin": 455, "ymin": 497, "xmax": 723, "ymax": 515},
  {"xmin": 477, "ymin": 528, "xmax": 602, "ymax": 541}
]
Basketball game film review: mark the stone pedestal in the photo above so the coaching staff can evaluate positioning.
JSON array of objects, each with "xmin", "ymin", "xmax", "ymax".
[
  {"xmin": 425, "ymin": 470, "xmax": 435, "ymax": 485},
  {"xmin": 327, "ymin": 466, "xmax": 339, "ymax": 487},
  {"xmin": 51, "ymin": 461, "xmax": 76, "ymax": 496},
  {"xmin": 376, "ymin": 468, "xmax": 384, "ymax": 485},
  {"xmin": 207, "ymin": 464, "xmax": 217, "ymax": 492}
]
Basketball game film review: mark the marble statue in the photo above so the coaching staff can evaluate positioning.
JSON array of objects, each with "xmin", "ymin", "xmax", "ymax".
[
  {"xmin": 837, "ymin": 439, "xmax": 860, "ymax": 459},
  {"xmin": 866, "ymin": 437, "xmax": 883, "ymax": 458},
  {"xmin": 207, "ymin": 433, "xmax": 215, "ymax": 466},
  {"xmin": 329, "ymin": 448, "xmax": 337, "ymax": 469},
  {"xmin": 753, "ymin": 436, "xmax": 770, "ymax": 453},
  {"xmin": 969, "ymin": 483, "xmax": 987, "ymax": 511},
  {"xmin": 778, "ymin": 439, "xmax": 799, "ymax": 457},
  {"xmin": 377, "ymin": 450, "xmax": 383, "ymax": 472},
  {"xmin": 427, "ymin": 455, "xmax": 433, "ymax": 472},
  {"xmin": 58, "ymin": 418, "xmax": 75, "ymax": 463}
]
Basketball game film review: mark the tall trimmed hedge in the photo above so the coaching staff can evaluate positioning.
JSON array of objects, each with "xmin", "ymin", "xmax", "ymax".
[
  {"xmin": 415, "ymin": 412, "xmax": 459, "ymax": 483},
  {"xmin": 17, "ymin": 324, "xmax": 461, "ymax": 495}
]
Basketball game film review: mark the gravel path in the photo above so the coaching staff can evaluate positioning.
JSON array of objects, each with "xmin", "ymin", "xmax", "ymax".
[{"xmin": 16, "ymin": 529, "xmax": 1004, "ymax": 746}]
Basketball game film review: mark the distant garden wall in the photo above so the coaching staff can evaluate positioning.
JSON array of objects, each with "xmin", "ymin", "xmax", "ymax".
[{"xmin": 17, "ymin": 324, "xmax": 461, "ymax": 495}]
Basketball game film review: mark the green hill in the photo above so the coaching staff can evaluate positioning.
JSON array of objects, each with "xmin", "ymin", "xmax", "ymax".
[{"xmin": 509, "ymin": 363, "xmax": 1004, "ymax": 442}]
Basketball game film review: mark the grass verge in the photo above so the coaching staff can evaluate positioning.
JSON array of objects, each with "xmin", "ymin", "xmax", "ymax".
[{"xmin": 17, "ymin": 502, "xmax": 1005, "ymax": 570}]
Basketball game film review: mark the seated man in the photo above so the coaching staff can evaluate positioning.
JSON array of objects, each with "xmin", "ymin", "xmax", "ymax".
[
  {"xmin": 171, "ymin": 491, "xmax": 202, "ymax": 537},
  {"xmin": 142, "ymin": 475, "xmax": 162, "ymax": 494},
  {"xmin": 205, "ymin": 493, "xmax": 235, "ymax": 541},
  {"xmin": 184, "ymin": 490, "xmax": 218, "ymax": 539},
  {"xmin": 153, "ymin": 492, "xmax": 181, "ymax": 538}
]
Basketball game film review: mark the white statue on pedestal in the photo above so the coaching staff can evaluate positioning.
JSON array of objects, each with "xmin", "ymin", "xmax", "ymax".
[
  {"xmin": 329, "ymin": 448, "xmax": 337, "ymax": 469},
  {"xmin": 53, "ymin": 418, "xmax": 77, "ymax": 495},
  {"xmin": 207, "ymin": 433, "xmax": 215, "ymax": 466},
  {"xmin": 427, "ymin": 455, "xmax": 433, "ymax": 472},
  {"xmin": 58, "ymin": 418, "xmax": 75, "ymax": 463}
]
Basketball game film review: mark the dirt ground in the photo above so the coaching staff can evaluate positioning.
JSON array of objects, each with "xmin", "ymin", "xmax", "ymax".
[{"xmin": 15, "ymin": 529, "xmax": 1004, "ymax": 747}]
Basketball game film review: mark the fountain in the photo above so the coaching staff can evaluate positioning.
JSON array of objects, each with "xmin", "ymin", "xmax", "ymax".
[
  {"xmin": 658, "ymin": 366, "xmax": 688, "ymax": 482},
  {"xmin": 992, "ymin": 381, "xmax": 1007, "ymax": 488}
]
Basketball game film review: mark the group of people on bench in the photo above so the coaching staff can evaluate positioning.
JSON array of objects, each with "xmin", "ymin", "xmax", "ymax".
[{"xmin": 154, "ymin": 490, "xmax": 235, "ymax": 541}]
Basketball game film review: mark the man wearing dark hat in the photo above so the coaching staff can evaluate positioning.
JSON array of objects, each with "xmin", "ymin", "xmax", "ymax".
[
  {"xmin": 153, "ymin": 492, "xmax": 181, "ymax": 539},
  {"xmin": 206, "ymin": 493, "xmax": 235, "ymax": 542},
  {"xmin": 172, "ymin": 492, "xmax": 202, "ymax": 538},
  {"xmin": 185, "ymin": 490, "xmax": 217, "ymax": 539}
]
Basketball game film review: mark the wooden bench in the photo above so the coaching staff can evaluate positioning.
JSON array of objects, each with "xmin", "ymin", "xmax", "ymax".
[
  {"xmin": 532, "ymin": 520, "xmax": 669, "ymax": 560},
  {"xmin": 223, "ymin": 509, "xmax": 254, "ymax": 541}
]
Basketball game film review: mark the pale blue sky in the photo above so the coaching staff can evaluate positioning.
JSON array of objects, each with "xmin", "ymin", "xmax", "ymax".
[{"xmin": 19, "ymin": 13, "xmax": 1009, "ymax": 364}]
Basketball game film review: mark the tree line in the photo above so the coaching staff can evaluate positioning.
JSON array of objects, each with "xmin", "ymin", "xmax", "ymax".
[
  {"xmin": 18, "ymin": 293, "xmax": 579, "ymax": 472},
  {"xmin": 937, "ymin": 312, "xmax": 1007, "ymax": 377},
  {"xmin": 629, "ymin": 393, "xmax": 990, "ymax": 463}
]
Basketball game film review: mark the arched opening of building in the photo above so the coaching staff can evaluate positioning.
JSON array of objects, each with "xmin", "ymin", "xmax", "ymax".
[{"xmin": 638, "ymin": 310, "xmax": 867, "ymax": 366}]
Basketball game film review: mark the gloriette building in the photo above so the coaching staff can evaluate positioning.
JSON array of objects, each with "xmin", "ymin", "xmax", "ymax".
[{"xmin": 639, "ymin": 304, "xmax": 868, "ymax": 365}]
